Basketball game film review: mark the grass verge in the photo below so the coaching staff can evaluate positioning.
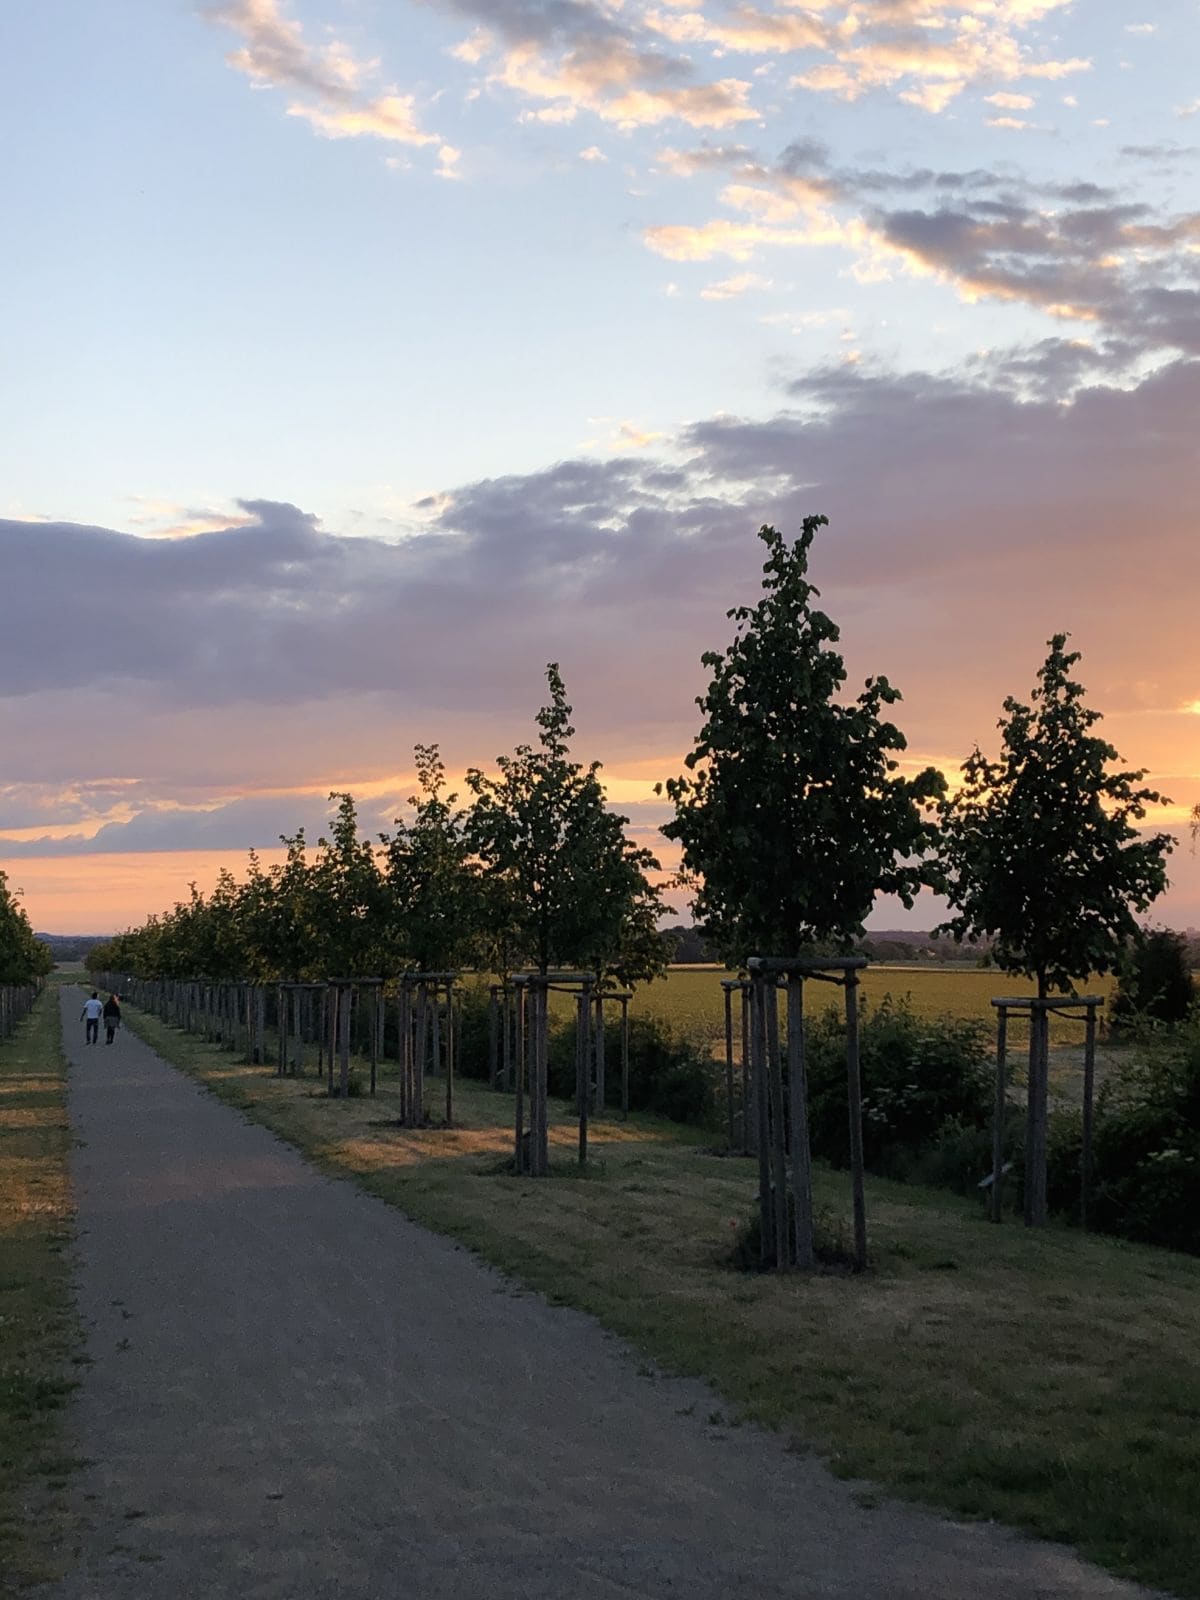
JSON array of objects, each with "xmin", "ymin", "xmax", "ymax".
[
  {"xmin": 0, "ymin": 991, "xmax": 78, "ymax": 1589},
  {"xmin": 125, "ymin": 1004, "xmax": 1199, "ymax": 1597}
]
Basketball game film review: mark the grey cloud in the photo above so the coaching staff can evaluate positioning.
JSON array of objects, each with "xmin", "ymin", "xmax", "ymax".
[
  {"xmin": 6, "ymin": 357, "xmax": 1200, "ymax": 869},
  {"xmin": 1119, "ymin": 143, "xmax": 1197, "ymax": 163},
  {"xmin": 870, "ymin": 194, "xmax": 1200, "ymax": 355},
  {"xmin": 438, "ymin": 0, "xmax": 694, "ymax": 88},
  {"xmin": 0, "ymin": 789, "xmax": 407, "ymax": 861},
  {"xmin": 664, "ymin": 136, "xmax": 1197, "ymax": 360},
  {"xmin": 964, "ymin": 336, "xmax": 1141, "ymax": 398}
]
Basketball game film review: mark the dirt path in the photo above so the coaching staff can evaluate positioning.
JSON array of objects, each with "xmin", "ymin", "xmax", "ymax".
[{"xmin": 43, "ymin": 986, "xmax": 1152, "ymax": 1599}]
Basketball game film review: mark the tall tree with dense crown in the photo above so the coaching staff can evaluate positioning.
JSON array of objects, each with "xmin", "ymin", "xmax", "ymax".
[
  {"xmin": 660, "ymin": 518, "xmax": 943, "ymax": 958},
  {"xmin": 937, "ymin": 634, "xmax": 1173, "ymax": 995}
]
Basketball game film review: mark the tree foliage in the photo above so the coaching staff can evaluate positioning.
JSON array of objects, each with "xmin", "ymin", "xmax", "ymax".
[
  {"xmin": 937, "ymin": 635, "xmax": 1173, "ymax": 994},
  {"xmin": 467, "ymin": 664, "xmax": 669, "ymax": 980},
  {"xmin": 660, "ymin": 518, "xmax": 943, "ymax": 959},
  {"xmin": 0, "ymin": 871, "xmax": 53, "ymax": 983},
  {"xmin": 88, "ymin": 675, "xmax": 667, "ymax": 988},
  {"xmin": 1113, "ymin": 928, "xmax": 1196, "ymax": 1028},
  {"xmin": 381, "ymin": 745, "xmax": 482, "ymax": 971}
]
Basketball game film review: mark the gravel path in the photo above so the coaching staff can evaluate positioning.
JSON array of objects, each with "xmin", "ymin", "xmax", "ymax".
[{"xmin": 43, "ymin": 986, "xmax": 1152, "ymax": 1599}]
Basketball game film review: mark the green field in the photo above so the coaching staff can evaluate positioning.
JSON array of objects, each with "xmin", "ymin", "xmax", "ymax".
[{"xmin": 570, "ymin": 965, "xmax": 1120, "ymax": 1050}]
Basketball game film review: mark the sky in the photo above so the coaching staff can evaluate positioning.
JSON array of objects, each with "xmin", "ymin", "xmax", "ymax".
[{"xmin": 1, "ymin": 0, "xmax": 1198, "ymax": 936}]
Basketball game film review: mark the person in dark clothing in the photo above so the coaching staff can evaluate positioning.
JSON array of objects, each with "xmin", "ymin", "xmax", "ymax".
[{"xmin": 102, "ymin": 994, "xmax": 122, "ymax": 1045}]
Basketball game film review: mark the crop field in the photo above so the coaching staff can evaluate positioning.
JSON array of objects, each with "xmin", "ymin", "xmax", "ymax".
[{"xmin": 578, "ymin": 965, "xmax": 1120, "ymax": 1050}]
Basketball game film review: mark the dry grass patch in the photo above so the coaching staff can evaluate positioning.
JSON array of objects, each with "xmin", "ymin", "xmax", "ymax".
[
  {"xmin": 0, "ymin": 993, "xmax": 79, "ymax": 1589},
  {"xmin": 126, "ymin": 1005, "xmax": 1200, "ymax": 1598}
]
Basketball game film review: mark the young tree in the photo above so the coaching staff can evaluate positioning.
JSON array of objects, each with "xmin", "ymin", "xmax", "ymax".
[
  {"xmin": 0, "ymin": 872, "xmax": 52, "ymax": 983},
  {"xmin": 309, "ymin": 794, "xmax": 386, "ymax": 977},
  {"xmin": 660, "ymin": 518, "xmax": 943, "ymax": 959},
  {"xmin": 258, "ymin": 830, "xmax": 322, "ymax": 980},
  {"xmin": 381, "ymin": 744, "xmax": 482, "ymax": 971},
  {"xmin": 937, "ymin": 634, "xmax": 1173, "ymax": 996},
  {"xmin": 467, "ymin": 665, "xmax": 666, "ymax": 975}
]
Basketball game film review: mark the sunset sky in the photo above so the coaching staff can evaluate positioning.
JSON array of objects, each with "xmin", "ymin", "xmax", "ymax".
[{"xmin": 2, "ymin": 0, "xmax": 1198, "ymax": 936}]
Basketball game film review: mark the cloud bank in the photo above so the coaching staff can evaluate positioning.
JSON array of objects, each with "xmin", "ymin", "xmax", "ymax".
[{"xmin": 4, "ymin": 359, "xmax": 1198, "ymax": 883}]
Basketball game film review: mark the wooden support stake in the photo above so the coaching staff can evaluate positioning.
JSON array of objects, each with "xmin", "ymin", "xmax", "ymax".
[
  {"xmin": 1081, "ymin": 1005, "xmax": 1097, "ymax": 1229},
  {"xmin": 502, "ymin": 988, "xmax": 512, "ymax": 1093},
  {"xmin": 513, "ymin": 986, "xmax": 526, "ymax": 1172},
  {"xmin": 488, "ymin": 987, "xmax": 499, "ymax": 1089},
  {"xmin": 337, "ymin": 985, "xmax": 352, "ymax": 1099},
  {"xmin": 991, "ymin": 1005, "xmax": 1008, "ymax": 1223},
  {"xmin": 577, "ymin": 987, "xmax": 591, "ymax": 1167},
  {"xmin": 593, "ymin": 991, "xmax": 606, "ymax": 1113},
  {"xmin": 445, "ymin": 983, "xmax": 455, "ymax": 1128},
  {"xmin": 538, "ymin": 985, "xmax": 550, "ymax": 1175},
  {"xmin": 723, "ymin": 984, "xmax": 736, "ymax": 1150},
  {"xmin": 844, "ymin": 973, "xmax": 867, "ymax": 1272},
  {"xmin": 765, "ymin": 979, "xmax": 788, "ymax": 1269},
  {"xmin": 326, "ymin": 989, "xmax": 336, "ymax": 1097},
  {"xmin": 752, "ymin": 978, "xmax": 773, "ymax": 1265},
  {"xmin": 1025, "ymin": 1007, "xmax": 1049, "ymax": 1227},
  {"xmin": 370, "ymin": 989, "xmax": 380, "ymax": 1098},
  {"xmin": 786, "ymin": 975, "xmax": 816, "ymax": 1271},
  {"xmin": 740, "ymin": 985, "xmax": 752, "ymax": 1156},
  {"xmin": 620, "ymin": 996, "xmax": 630, "ymax": 1121}
]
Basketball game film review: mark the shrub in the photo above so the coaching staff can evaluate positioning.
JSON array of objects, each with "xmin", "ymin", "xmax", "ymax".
[
  {"xmin": 1112, "ymin": 929, "xmax": 1195, "ymax": 1030},
  {"xmin": 547, "ymin": 1013, "xmax": 717, "ymax": 1126},
  {"xmin": 907, "ymin": 1111, "xmax": 1021, "ymax": 1199},
  {"xmin": 449, "ymin": 986, "xmax": 718, "ymax": 1126},
  {"xmin": 1042, "ymin": 1032, "xmax": 1200, "ymax": 1253},
  {"xmin": 804, "ymin": 997, "xmax": 992, "ymax": 1176}
]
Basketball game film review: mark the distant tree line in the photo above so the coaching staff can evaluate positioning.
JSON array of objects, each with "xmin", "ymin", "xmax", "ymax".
[{"xmin": 88, "ymin": 667, "xmax": 670, "ymax": 989}]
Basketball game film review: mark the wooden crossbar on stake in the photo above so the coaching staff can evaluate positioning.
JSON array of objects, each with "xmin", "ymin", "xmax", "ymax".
[{"xmin": 511, "ymin": 972, "xmax": 598, "ymax": 1176}]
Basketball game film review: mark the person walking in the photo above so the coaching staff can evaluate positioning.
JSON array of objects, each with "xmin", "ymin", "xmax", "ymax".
[
  {"xmin": 81, "ymin": 992, "xmax": 104, "ymax": 1045},
  {"xmin": 103, "ymin": 993, "xmax": 122, "ymax": 1045}
]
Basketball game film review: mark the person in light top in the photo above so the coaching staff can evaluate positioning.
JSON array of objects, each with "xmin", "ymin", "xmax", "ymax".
[{"xmin": 81, "ymin": 992, "xmax": 104, "ymax": 1045}]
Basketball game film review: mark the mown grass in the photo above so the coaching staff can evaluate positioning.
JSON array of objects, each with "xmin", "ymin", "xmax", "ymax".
[
  {"xmin": 125, "ymin": 1004, "xmax": 1200, "ymax": 1597},
  {"xmin": 0, "ymin": 992, "xmax": 79, "ymax": 1589}
]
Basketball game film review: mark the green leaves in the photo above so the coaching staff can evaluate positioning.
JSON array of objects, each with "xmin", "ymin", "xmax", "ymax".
[
  {"xmin": 380, "ymin": 744, "xmax": 482, "ymax": 972},
  {"xmin": 0, "ymin": 872, "xmax": 52, "ymax": 984},
  {"xmin": 937, "ymin": 634, "xmax": 1174, "ymax": 994},
  {"xmin": 662, "ymin": 518, "xmax": 943, "ymax": 960},
  {"xmin": 468, "ymin": 664, "xmax": 669, "ymax": 981}
]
